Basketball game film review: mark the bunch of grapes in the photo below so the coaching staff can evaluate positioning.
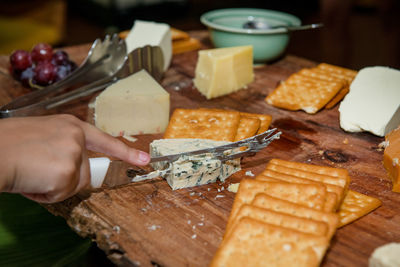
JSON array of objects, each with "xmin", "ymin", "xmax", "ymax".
[{"xmin": 9, "ymin": 43, "xmax": 77, "ymax": 88}]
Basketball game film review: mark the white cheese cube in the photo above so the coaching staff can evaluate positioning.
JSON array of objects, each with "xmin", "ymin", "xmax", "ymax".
[
  {"xmin": 125, "ymin": 20, "xmax": 172, "ymax": 71},
  {"xmin": 148, "ymin": 138, "xmax": 241, "ymax": 190},
  {"xmin": 94, "ymin": 69, "xmax": 170, "ymax": 136},
  {"xmin": 193, "ymin": 46, "xmax": 254, "ymax": 99},
  {"xmin": 339, "ymin": 66, "xmax": 400, "ymax": 136}
]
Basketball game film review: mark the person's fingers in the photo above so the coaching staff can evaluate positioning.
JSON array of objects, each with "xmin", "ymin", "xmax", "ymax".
[{"xmin": 76, "ymin": 120, "xmax": 150, "ymax": 166}]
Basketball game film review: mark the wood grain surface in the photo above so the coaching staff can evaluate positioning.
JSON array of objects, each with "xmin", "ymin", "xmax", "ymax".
[{"xmin": 0, "ymin": 31, "xmax": 398, "ymax": 267}]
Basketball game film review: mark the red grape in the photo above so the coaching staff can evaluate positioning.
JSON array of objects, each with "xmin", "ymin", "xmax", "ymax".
[
  {"xmin": 34, "ymin": 61, "xmax": 56, "ymax": 85},
  {"xmin": 31, "ymin": 43, "xmax": 53, "ymax": 63},
  {"xmin": 10, "ymin": 50, "xmax": 32, "ymax": 71},
  {"xmin": 52, "ymin": 50, "xmax": 69, "ymax": 65},
  {"xmin": 10, "ymin": 42, "xmax": 77, "ymax": 88}
]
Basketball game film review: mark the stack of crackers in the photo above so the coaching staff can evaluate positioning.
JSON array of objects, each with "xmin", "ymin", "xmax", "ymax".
[
  {"xmin": 170, "ymin": 28, "xmax": 201, "ymax": 55},
  {"xmin": 211, "ymin": 159, "xmax": 381, "ymax": 267},
  {"xmin": 164, "ymin": 108, "xmax": 272, "ymax": 141},
  {"xmin": 265, "ymin": 63, "xmax": 358, "ymax": 114}
]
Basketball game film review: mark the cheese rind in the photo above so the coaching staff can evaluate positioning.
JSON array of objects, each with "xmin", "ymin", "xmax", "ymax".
[
  {"xmin": 146, "ymin": 138, "xmax": 241, "ymax": 190},
  {"xmin": 383, "ymin": 126, "xmax": 400, "ymax": 192},
  {"xmin": 193, "ymin": 46, "xmax": 254, "ymax": 99},
  {"xmin": 339, "ymin": 66, "xmax": 400, "ymax": 136},
  {"xmin": 94, "ymin": 69, "xmax": 170, "ymax": 136},
  {"xmin": 125, "ymin": 20, "xmax": 172, "ymax": 71}
]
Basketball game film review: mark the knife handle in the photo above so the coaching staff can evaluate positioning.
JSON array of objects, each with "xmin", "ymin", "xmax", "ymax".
[{"xmin": 89, "ymin": 157, "xmax": 111, "ymax": 188}]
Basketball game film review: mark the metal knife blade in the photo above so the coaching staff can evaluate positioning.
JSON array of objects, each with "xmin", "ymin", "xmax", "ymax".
[{"xmin": 149, "ymin": 128, "xmax": 281, "ymax": 163}]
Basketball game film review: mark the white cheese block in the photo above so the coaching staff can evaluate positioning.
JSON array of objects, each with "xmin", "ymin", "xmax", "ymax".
[
  {"xmin": 136, "ymin": 138, "xmax": 241, "ymax": 190},
  {"xmin": 369, "ymin": 243, "xmax": 400, "ymax": 267},
  {"xmin": 339, "ymin": 66, "xmax": 400, "ymax": 136},
  {"xmin": 125, "ymin": 20, "xmax": 172, "ymax": 71},
  {"xmin": 94, "ymin": 69, "xmax": 170, "ymax": 136},
  {"xmin": 193, "ymin": 46, "xmax": 254, "ymax": 99}
]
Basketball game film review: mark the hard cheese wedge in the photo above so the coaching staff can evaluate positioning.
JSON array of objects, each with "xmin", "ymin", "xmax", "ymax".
[
  {"xmin": 339, "ymin": 66, "xmax": 400, "ymax": 136},
  {"xmin": 148, "ymin": 138, "xmax": 240, "ymax": 190},
  {"xmin": 125, "ymin": 20, "xmax": 172, "ymax": 71},
  {"xmin": 94, "ymin": 69, "xmax": 170, "ymax": 136},
  {"xmin": 384, "ymin": 126, "xmax": 400, "ymax": 192},
  {"xmin": 193, "ymin": 46, "xmax": 254, "ymax": 99}
]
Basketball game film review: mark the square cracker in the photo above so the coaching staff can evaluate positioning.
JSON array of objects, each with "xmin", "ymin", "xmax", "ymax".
[
  {"xmin": 325, "ymin": 86, "xmax": 349, "ymax": 109},
  {"xmin": 240, "ymin": 112, "xmax": 272, "ymax": 134},
  {"xmin": 256, "ymin": 174, "xmax": 337, "ymax": 212},
  {"xmin": 163, "ymin": 108, "xmax": 240, "ymax": 141},
  {"xmin": 211, "ymin": 217, "xmax": 329, "ymax": 267},
  {"xmin": 251, "ymin": 193, "xmax": 339, "ymax": 240},
  {"xmin": 225, "ymin": 204, "xmax": 329, "ymax": 238},
  {"xmin": 268, "ymin": 159, "xmax": 350, "ymax": 190},
  {"xmin": 338, "ymin": 190, "xmax": 381, "ymax": 227},
  {"xmin": 234, "ymin": 116, "xmax": 260, "ymax": 141},
  {"xmin": 265, "ymin": 73, "xmax": 343, "ymax": 114},
  {"xmin": 317, "ymin": 63, "xmax": 358, "ymax": 83},
  {"xmin": 226, "ymin": 179, "xmax": 327, "ymax": 232},
  {"xmin": 260, "ymin": 169, "xmax": 344, "ymax": 210}
]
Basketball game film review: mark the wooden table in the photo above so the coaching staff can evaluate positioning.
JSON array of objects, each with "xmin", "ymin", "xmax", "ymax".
[{"xmin": 0, "ymin": 31, "xmax": 398, "ymax": 267}]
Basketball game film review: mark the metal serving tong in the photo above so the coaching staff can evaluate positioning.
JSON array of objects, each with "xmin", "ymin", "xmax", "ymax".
[
  {"xmin": 0, "ymin": 35, "xmax": 164, "ymax": 118},
  {"xmin": 150, "ymin": 128, "xmax": 282, "ymax": 164}
]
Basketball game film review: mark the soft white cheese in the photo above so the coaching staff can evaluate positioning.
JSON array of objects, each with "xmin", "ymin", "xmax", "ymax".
[
  {"xmin": 339, "ymin": 66, "xmax": 400, "ymax": 136},
  {"xmin": 125, "ymin": 20, "xmax": 172, "ymax": 71},
  {"xmin": 94, "ymin": 69, "xmax": 170, "ymax": 136},
  {"xmin": 369, "ymin": 243, "xmax": 400, "ymax": 267},
  {"xmin": 135, "ymin": 138, "xmax": 241, "ymax": 190}
]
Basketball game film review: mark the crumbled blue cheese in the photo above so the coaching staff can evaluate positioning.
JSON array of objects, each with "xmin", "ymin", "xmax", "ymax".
[{"xmin": 135, "ymin": 138, "xmax": 240, "ymax": 190}]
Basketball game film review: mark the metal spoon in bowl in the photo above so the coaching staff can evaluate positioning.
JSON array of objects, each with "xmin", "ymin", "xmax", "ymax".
[{"xmin": 243, "ymin": 20, "xmax": 323, "ymax": 32}]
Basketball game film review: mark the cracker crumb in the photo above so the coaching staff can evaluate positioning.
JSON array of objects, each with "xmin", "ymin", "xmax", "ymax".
[
  {"xmin": 113, "ymin": 225, "xmax": 120, "ymax": 233},
  {"xmin": 343, "ymin": 138, "xmax": 349, "ymax": 144},
  {"xmin": 283, "ymin": 244, "xmax": 292, "ymax": 251},
  {"xmin": 122, "ymin": 135, "xmax": 138, "ymax": 143},
  {"xmin": 379, "ymin": 141, "xmax": 390, "ymax": 149},
  {"xmin": 245, "ymin": 170, "xmax": 255, "ymax": 177},
  {"xmin": 227, "ymin": 183, "xmax": 240, "ymax": 193},
  {"xmin": 148, "ymin": 225, "xmax": 160, "ymax": 231}
]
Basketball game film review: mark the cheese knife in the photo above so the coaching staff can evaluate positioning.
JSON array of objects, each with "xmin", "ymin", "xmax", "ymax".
[{"xmin": 89, "ymin": 128, "xmax": 281, "ymax": 188}]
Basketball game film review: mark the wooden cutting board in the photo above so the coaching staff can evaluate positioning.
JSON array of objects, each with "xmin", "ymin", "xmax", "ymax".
[{"xmin": 1, "ymin": 31, "xmax": 399, "ymax": 267}]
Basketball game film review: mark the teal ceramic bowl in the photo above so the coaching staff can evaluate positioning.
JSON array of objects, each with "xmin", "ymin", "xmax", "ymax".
[{"xmin": 200, "ymin": 8, "xmax": 301, "ymax": 63}]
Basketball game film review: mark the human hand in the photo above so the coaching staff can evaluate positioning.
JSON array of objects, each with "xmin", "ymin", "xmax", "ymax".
[{"xmin": 0, "ymin": 114, "xmax": 150, "ymax": 203}]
